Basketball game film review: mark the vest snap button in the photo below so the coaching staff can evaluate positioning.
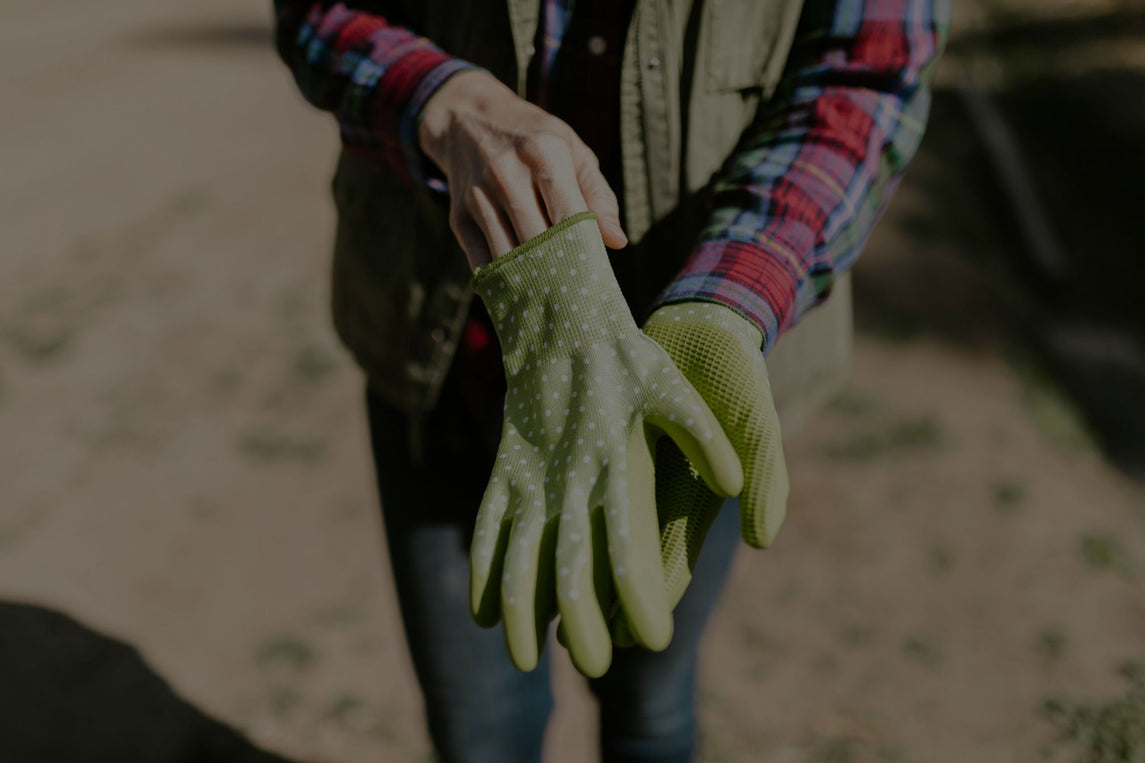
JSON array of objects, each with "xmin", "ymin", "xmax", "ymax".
[
  {"xmin": 430, "ymin": 328, "xmax": 446, "ymax": 344},
  {"xmin": 646, "ymin": 56, "xmax": 661, "ymax": 70}
]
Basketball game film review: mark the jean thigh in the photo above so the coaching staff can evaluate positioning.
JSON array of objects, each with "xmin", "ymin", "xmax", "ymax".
[
  {"xmin": 589, "ymin": 499, "xmax": 742, "ymax": 763},
  {"xmin": 366, "ymin": 379, "xmax": 551, "ymax": 763}
]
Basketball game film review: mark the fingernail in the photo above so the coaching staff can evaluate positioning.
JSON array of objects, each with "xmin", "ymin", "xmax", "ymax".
[{"xmin": 610, "ymin": 222, "xmax": 628, "ymax": 247}]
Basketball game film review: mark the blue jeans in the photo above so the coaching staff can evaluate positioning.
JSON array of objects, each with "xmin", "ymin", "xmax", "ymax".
[{"xmin": 366, "ymin": 365, "xmax": 741, "ymax": 763}]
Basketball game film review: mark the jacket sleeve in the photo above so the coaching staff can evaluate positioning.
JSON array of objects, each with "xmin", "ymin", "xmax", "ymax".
[
  {"xmin": 652, "ymin": 0, "xmax": 951, "ymax": 354},
  {"xmin": 273, "ymin": 0, "xmax": 484, "ymax": 190}
]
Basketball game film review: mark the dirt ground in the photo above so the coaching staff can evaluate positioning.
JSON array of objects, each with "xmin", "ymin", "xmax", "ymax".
[{"xmin": 1, "ymin": 2, "xmax": 1143, "ymax": 762}]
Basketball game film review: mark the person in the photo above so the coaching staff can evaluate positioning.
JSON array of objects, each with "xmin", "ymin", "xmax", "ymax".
[{"xmin": 272, "ymin": 1, "xmax": 948, "ymax": 761}]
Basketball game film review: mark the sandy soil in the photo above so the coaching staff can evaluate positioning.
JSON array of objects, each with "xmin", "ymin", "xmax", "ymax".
[{"xmin": 1, "ymin": 2, "xmax": 1143, "ymax": 762}]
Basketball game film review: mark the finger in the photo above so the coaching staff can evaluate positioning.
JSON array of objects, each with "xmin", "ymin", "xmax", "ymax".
[
  {"xmin": 571, "ymin": 142, "xmax": 627, "ymax": 249},
  {"xmin": 558, "ymin": 493, "xmax": 615, "ymax": 651},
  {"xmin": 554, "ymin": 480, "xmax": 611, "ymax": 678},
  {"xmin": 738, "ymin": 395, "xmax": 790, "ymax": 549},
  {"xmin": 606, "ymin": 429, "xmax": 672, "ymax": 652},
  {"xmin": 531, "ymin": 144, "xmax": 591, "ymax": 229},
  {"xmin": 652, "ymin": 437, "xmax": 724, "ymax": 607},
  {"xmin": 452, "ymin": 213, "xmax": 494, "ymax": 270},
  {"xmin": 647, "ymin": 377, "xmax": 743, "ymax": 498},
  {"xmin": 466, "ymin": 184, "xmax": 517, "ymax": 258},
  {"xmin": 485, "ymin": 162, "xmax": 551, "ymax": 244},
  {"xmin": 470, "ymin": 477, "xmax": 513, "ymax": 627},
  {"xmin": 501, "ymin": 499, "xmax": 550, "ymax": 672},
  {"xmin": 607, "ymin": 437, "xmax": 720, "ymax": 643}
]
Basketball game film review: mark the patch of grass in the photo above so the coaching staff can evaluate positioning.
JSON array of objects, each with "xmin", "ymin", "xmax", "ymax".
[
  {"xmin": 1038, "ymin": 627, "xmax": 1069, "ymax": 662},
  {"xmin": 1010, "ymin": 355, "xmax": 1099, "ymax": 455},
  {"xmin": 823, "ymin": 416, "xmax": 946, "ymax": 461},
  {"xmin": 901, "ymin": 635, "xmax": 945, "ymax": 671},
  {"xmin": 993, "ymin": 480, "xmax": 1028, "ymax": 514},
  {"xmin": 1079, "ymin": 534, "xmax": 1132, "ymax": 576},
  {"xmin": 1042, "ymin": 662, "xmax": 1145, "ymax": 762},
  {"xmin": 325, "ymin": 693, "xmax": 376, "ymax": 733},
  {"xmin": 4, "ymin": 319, "xmax": 73, "ymax": 361},
  {"xmin": 929, "ymin": 544, "xmax": 957, "ymax": 574},
  {"xmin": 238, "ymin": 429, "xmax": 326, "ymax": 462},
  {"xmin": 256, "ymin": 636, "xmax": 317, "ymax": 675}
]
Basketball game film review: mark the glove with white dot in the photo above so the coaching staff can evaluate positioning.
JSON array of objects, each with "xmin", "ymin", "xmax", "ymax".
[{"xmin": 468, "ymin": 211, "xmax": 743, "ymax": 678}]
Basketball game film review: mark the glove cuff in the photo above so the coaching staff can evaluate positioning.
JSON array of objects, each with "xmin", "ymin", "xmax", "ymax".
[
  {"xmin": 470, "ymin": 212, "xmax": 637, "ymax": 377},
  {"xmin": 471, "ymin": 211, "xmax": 601, "ymax": 300},
  {"xmin": 645, "ymin": 302, "xmax": 764, "ymax": 352}
]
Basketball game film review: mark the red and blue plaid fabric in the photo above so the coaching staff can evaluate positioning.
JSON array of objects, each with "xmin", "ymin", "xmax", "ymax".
[
  {"xmin": 654, "ymin": 0, "xmax": 949, "ymax": 351},
  {"xmin": 274, "ymin": 1, "xmax": 480, "ymax": 190},
  {"xmin": 274, "ymin": 0, "xmax": 949, "ymax": 353}
]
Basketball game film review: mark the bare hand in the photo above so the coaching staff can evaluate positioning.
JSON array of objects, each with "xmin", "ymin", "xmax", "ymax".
[{"xmin": 417, "ymin": 69, "xmax": 628, "ymax": 269}]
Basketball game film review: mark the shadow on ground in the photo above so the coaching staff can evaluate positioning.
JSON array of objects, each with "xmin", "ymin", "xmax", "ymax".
[
  {"xmin": 854, "ymin": 11, "xmax": 1145, "ymax": 478},
  {"xmin": 0, "ymin": 602, "xmax": 298, "ymax": 763}
]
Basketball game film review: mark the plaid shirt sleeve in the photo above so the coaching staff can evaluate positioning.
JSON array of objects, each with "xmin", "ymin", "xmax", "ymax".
[
  {"xmin": 273, "ymin": 0, "xmax": 482, "ymax": 191},
  {"xmin": 652, "ymin": 0, "xmax": 951, "ymax": 354}
]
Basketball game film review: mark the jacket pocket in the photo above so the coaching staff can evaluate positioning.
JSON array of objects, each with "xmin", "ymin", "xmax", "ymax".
[{"xmin": 703, "ymin": 0, "xmax": 789, "ymax": 93}]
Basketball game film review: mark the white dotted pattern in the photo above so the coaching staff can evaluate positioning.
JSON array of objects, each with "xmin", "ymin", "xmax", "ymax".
[{"xmin": 469, "ymin": 215, "xmax": 728, "ymax": 663}]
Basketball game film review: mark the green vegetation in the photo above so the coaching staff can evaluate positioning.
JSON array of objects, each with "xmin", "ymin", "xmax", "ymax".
[
  {"xmin": 823, "ymin": 415, "xmax": 945, "ymax": 461},
  {"xmin": 901, "ymin": 635, "xmax": 945, "ymax": 671},
  {"xmin": 1043, "ymin": 662, "xmax": 1145, "ymax": 762},
  {"xmin": 1080, "ymin": 535, "xmax": 1132, "ymax": 576},
  {"xmin": 238, "ymin": 429, "xmax": 326, "ymax": 462},
  {"xmin": 993, "ymin": 480, "xmax": 1028, "ymax": 513},
  {"xmin": 256, "ymin": 635, "xmax": 317, "ymax": 674},
  {"xmin": 930, "ymin": 544, "xmax": 957, "ymax": 574},
  {"xmin": 1038, "ymin": 627, "xmax": 1069, "ymax": 662}
]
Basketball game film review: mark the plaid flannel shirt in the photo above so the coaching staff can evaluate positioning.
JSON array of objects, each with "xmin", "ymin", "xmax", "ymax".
[{"xmin": 274, "ymin": 0, "xmax": 948, "ymax": 354}]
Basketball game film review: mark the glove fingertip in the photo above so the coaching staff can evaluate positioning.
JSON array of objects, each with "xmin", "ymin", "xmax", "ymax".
[
  {"xmin": 508, "ymin": 639, "xmax": 540, "ymax": 672},
  {"xmin": 740, "ymin": 452, "xmax": 790, "ymax": 549},
  {"xmin": 571, "ymin": 642, "xmax": 612, "ymax": 678},
  {"xmin": 634, "ymin": 614, "xmax": 673, "ymax": 653},
  {"xmin": 708, "ymin": 452, "xmax": 744, "ymax": 499}
]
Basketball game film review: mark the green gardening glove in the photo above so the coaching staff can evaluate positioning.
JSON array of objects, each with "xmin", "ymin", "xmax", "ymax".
[
  {"xmin": 611, "ymin": 301, "xmax": 789, "ymax": 646},
  {"xmin": 468, "ymin": 212, "xmax": 744, "ymax": 678}
]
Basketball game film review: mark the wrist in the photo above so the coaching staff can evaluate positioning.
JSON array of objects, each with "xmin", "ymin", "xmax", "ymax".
[{"xmin": 417, "ymin": 69, "xmax": 502, "ymax": 167}]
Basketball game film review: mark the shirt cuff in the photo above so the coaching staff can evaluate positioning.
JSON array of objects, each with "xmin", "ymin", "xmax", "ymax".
[
  {"xmin": 651, "ymin": 237, "xmax": 811, "ymax": 356},
  {"xmin": 338, "ymin": 35, "xmax": 482, "ymax": 193},
  {"xmin": 401, "ymin": 57, "xmax": 484, "ymax": 193}
]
